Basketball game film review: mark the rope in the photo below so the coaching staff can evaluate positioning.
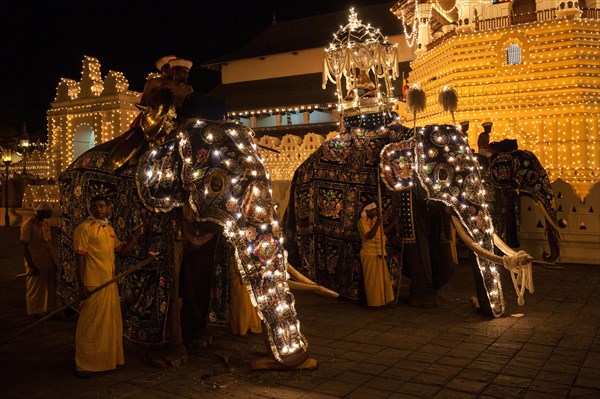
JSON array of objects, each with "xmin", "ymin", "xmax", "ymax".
[{"xmin": 502, "ymin": 250, "xmax": 534, "ymax": 306}]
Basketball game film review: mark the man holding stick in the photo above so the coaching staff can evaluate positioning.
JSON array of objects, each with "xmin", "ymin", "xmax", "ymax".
[
  {"xmin": 74, "ymin": 195, "xmax": 143, "ymax": 378},
  {"xmin": 357, "ymin": 202, "xmax": 397, "ymax": 307}
]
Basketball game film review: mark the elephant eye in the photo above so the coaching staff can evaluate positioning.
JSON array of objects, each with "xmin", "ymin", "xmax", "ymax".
[{"xmin": 209, "ymin": 175, "xmax": 224, "ymax": 192}]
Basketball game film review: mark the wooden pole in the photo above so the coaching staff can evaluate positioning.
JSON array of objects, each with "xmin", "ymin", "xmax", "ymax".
[
  {"xmin": 376, "ymin": 166, "xmax": 387, "ymax": 280},
  {"xmin": 0, "ymin": 256, "xmax": 155, "ymax": 346}
]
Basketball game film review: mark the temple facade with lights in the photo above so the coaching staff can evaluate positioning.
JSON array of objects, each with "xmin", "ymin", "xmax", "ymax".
[
  {"xmin": 393, "ymin": 0, "xmax": 599, "ymax": 199},
  {"xmin": 47, "ymin": 55, "xmax": 140, "ymax": 180},
  {"xmin": 392, "ymin": 0, "xmax": 599, "ymax": 263}
]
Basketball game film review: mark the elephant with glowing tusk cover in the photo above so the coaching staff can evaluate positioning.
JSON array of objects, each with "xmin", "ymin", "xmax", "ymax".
[
  {"xmin": 57, "ymin": 98, "xmax": 311, "ymax": 368},
  {"xmin": 380, "ymin": 123, "xmax": 538, "ymax": 316},
  {"xmin": 283, "ymin": 113, "xmax": 533, "ymax": 317},
  {"xmin": 475, "ymin": 141, "xmax": 561, "ymax": 262}
]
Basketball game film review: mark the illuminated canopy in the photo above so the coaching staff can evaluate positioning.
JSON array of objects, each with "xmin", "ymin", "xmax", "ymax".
[{"xmin": 323, "ymin": 8, "xmax": 399, "ymax": 117}]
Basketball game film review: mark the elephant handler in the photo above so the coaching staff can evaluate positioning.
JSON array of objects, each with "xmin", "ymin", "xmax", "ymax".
[
  {"xmin": 139, "ymin": 54, "xmax": 177, "ymax": 109},
  {"xmin": 358, "ymin": 202, "xmax": 397, "ymax": 307},
  {"xmin": 19, "ymin": 201, "xmax": 57, "ymax": 318},
  {"xmin": 165, "ymin": 58, "xmax": 194, "ymax": 111},
  {"xmin": 73, "ymin": 195, "xmax": 143, "ymax": 378}
]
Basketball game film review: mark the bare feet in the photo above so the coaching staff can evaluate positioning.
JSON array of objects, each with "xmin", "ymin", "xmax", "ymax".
[{"xmin": 145, "ymin": 343, "xmax": 188, "ymax": 368}]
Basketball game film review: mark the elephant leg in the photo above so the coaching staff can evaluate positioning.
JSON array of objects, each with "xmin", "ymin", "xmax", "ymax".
[
  {"xmin": 429, "ymin": 204, "xmax": 455, "ymax": 290},
  {"xmin": 403, "ymin": 202, "xmax": 455, "ymax": 308},
  {"xmin": 145, "ymin": 239, "xmax": 188, "ymax": 368},
  {"xmin": 180, "ymin": 237, "xmax": 218, "ymax": 348},
  {"xmin": 404, "ymin": 243, "xmax": 436, "ymax": 307}
]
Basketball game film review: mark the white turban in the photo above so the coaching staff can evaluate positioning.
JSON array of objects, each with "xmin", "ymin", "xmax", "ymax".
[{"xmin": 361, "ymin": 202, "xmax": 377, "ymax": 218}]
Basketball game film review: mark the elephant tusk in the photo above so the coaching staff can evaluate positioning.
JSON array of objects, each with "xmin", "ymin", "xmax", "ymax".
[
  {"xmin": 450, "ymin": 215, "xmax": 505, "ymax": 264},
  {"xmin": 531, "ymin": 199, "xmax": 562, "ymax": 239},
  {"xmin": 287, "ymin": 281, "xmax": 340, "ymax": 298},
  {"xmin": 493, "ymin": 233, "xmax": 535, "ymax": 263},
  {"xmin": 286, "ymin": 263, "xmax": 340, "ymax": 298},
  {"xmin": 493, "ymin": 233, "xmax": 517, "ymax": 256},
  {"xmin": 286, "ymin": 263, "xmax": 318, "ymax": 285}
]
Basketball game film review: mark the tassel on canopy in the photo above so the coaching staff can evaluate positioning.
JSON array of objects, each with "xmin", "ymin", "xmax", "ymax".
[
  {"xmin": 438, "ymin": 85, "xmax": 459, "ymax": 126},
  {"xmin": 407, "ymin": 84, "xmax": 426, "ymax": 137},
  {"xmin": 406, "ymin": 85, "xmax": 426, "ymax": 114},
  {"xmin": 438, "ymin": 86, "xmax": 458, "ymax": 113}
]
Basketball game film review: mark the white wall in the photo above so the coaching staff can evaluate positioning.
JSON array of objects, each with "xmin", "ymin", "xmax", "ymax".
[{"xmin": 221, "ymin": 34, "xmax": 415, "ymax": 84}]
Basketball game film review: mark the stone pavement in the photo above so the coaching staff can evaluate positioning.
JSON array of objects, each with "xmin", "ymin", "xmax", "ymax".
[{"xmin": 0, "ymin": 226, "xmax": 598, "ymax": 399}]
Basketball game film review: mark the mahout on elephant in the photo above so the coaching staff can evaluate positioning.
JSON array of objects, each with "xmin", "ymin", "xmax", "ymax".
[{"xmin": 58, "ymin": 92, "xmax": 318, "ymax": 369}]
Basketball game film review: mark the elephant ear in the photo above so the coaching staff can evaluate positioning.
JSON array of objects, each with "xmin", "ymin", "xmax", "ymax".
[
  {"xmin": 488, "ymin": 153, "xmax": 516, "ymax": 188},
  {"xmin": 512, "ymin": 150, "xmax": 557, "ymax": 217},
  {"xmin": 414, "ymin": 124, "xmax": 495, "ymax": 248},
  {"xmin": 380, "ymin": 137, "xmax": 417, "ymax": 190},
  {"xmin": 136, "ymin": 135, "xmax": 186, "ymax": 212}
]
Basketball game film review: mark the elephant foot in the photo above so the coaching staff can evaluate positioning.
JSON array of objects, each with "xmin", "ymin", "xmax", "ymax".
[
  {"xmin": 185, "ymin": 335, "xmax": 213, "ymax": 348},
  {"xmin": 408, "ymin": 294, "xmax": 437, "ymax": 309},
  {"xmin": 469, "ymin": 296, "xmax": 480, "ymax": 311},
  {"xmin": 469, "ymin": 295, "xmax": 495, "ymax": 317},
  {"xmin": 250, "ymin": 356, "xmax": 317, "ymax": 370},
  {"xmin": 145, "ymin": 343, "xmax": 188, "ymax": 368}
]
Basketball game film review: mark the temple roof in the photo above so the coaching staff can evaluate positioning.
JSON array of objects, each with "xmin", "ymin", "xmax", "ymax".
[
  {"xmin": 202, "ymin": 2, "xmax": 401, "ymax": 68},
  {"xmin": 209, "ymin": 62, "xmax": 412, "ymax": 113},
  {"xmin": 209, "ymin": 73, "xmax": 335, "ymax": 112}
]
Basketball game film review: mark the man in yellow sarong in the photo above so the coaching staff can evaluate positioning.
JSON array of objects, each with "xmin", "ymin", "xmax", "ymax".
[
  {"xmin": 229, "ymin": 257, "xmax": 262, "ymax": 336},
  {"xmin": 358, "ymin": 202, "xmax": 397, "ymax": 307},
  {"xmin": 20, "ymin": 201, "xmax": 57, "ymax": 317},
  {"xmin": 74, "ymin": 195, "xmax": 142, "ymax": 378}
]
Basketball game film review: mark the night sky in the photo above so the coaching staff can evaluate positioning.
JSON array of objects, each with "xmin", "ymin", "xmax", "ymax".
[{"xmin": 1, "ymin": 0, "xmax": 389, "ymax": 138}]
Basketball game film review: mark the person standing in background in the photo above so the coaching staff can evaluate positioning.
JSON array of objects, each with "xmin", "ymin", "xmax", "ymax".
[{"xmin": 19, "ymin": 201, "xmax": 57, "ymax": 318}]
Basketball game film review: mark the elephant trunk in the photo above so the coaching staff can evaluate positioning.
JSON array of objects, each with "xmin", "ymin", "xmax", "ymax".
[
  {"xmin": 542, "ymin": 225, "xmax": 560, "ymax": 263},
  {"xmin": 531, "ymin": 199, "xmax": 561, "ymax": 262}
]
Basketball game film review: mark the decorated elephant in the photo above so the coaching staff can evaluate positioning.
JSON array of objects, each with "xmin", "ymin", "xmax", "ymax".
[
  {"xmin": 283, "ymin": 111, "xmax": 534, "ymax": 317},
  {"xmin": 475, "ymin": 139, "xmax": 561, "ymax": 262},
  {"xmin": 283, "ymin": 114, "xmax": 455, "ymax": 309},
  {"xmin": 57, "ymin": 95, "xmax": 311, "ymax": 368},
  {"xmin": 282, "ymin": 8, "xmax": 534, "ymax": 318}
]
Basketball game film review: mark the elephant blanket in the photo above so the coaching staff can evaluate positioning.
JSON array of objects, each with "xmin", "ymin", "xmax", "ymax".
[
  {"xmin": 283, "ymin": 126, "xmax": 415, "ymax": 301},
  {"xmin": 58, "ymin": 139, "xmax": 230, "ymax": 344}
]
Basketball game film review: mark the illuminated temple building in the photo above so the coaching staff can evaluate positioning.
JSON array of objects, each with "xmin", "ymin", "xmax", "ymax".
[
  {"xmin": 392, "ymin": 0, "xmax": 599, "ymax": 199},
  {"xmin": 46, "ymin": 55, "xmax": 140, "ymax": 180},
  {"xmin": 390, "ymin": 0, "xmax": 599, "ymax": 262}
]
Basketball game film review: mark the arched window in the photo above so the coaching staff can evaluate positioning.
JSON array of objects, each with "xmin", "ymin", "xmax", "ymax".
[
  {"xmin": 73, "ymin": 125, "xmax": 95, "ymax": 159},
  {"xmin": 506, "ymin": 43, "xmax": 522, "ymax": 65}
]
